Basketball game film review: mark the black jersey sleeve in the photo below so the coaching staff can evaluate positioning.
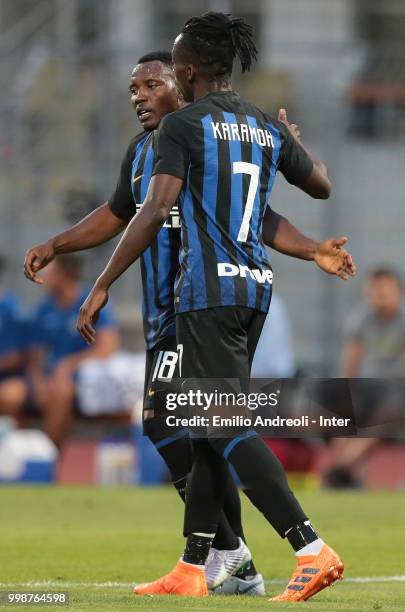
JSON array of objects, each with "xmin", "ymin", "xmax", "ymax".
[
  {"xmin": 108, "ymin": 137, "xmax": 137, "ymax": 222},
  {"xmin": 152, "ymin": 113, "xmax": 189, "ymax": 180},
  {"xmin": 277, "ymin": 122, "xmax": 314, "ymax": 186}
]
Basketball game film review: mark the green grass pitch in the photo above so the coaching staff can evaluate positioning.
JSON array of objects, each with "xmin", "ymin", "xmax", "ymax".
[{"xmin": 0, "ymin": 486, "xmax": 404, "ymax": 611}]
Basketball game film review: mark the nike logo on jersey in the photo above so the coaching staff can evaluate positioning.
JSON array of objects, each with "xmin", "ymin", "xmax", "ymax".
[
  {"xmin": 211, "ymin": 121, "xmax": 274, "ymax": 148},
  {"xmin": 133, "ymin": 174, "xmax": 143, "ymax": 183},
  {"xmin": 217, "ymin": 263, "xmax": 273, "ymax": 284}
]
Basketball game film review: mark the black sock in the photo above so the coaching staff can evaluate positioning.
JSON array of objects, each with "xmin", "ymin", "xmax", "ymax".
[
  {"xmin": 211, "ymin": 515, "xmax": 239, "ymax": 551},
  {"xmin": 173, "ymin": 476, "xmax": 187, "ymax": 502},
  {"xmin": 174, "ymin": 475, "xmax": 238, "ymax": 550},
  {"xmin": 221, "ymin": 473, "xmax": 246, "ymax": 542},
  {"xmin": 183, "ymin": 533, "xmax": 213, "ymax": 565},
  {"xmin": 234, "ymin": 559, "xmax": 258, "ymax": 579},
  {"xmin": 210, "ymin": 435, "xmax": 308, "ymax": 538},
  {"xmin": 212, "ymin": 478, "xmax": 240, "ymax": 550},
  {"xmin": 147, "ymin": 426, "xmax": 192, "ymax": 502},
  {"xmin": 152, "ymin": 434, "xmax": 193, "ymax": 483},
  {"xmin": 183, "ymin": 440, "xmax": 231, "ymax": 536},
  {"xmin": 161, "ymin": 440, "xmax": 238, "ymax": 551},
  {"xmin": 285, "ymin": 521, "xmax": 319, "ymax": 552}
]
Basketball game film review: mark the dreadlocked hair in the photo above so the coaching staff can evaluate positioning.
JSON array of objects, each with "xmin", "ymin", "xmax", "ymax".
[{"xmin": 180, "ymin": 12, "xmax": 257, "ymax": 78}]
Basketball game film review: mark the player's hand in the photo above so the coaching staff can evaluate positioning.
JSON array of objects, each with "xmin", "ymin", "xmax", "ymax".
[
  {"xmin": 278, "ymin": 108, "xmax": 301, "ymax": 142},
  {"xmin": 24, "ymin": 241, "xmax": 55, "ymax": 284},
  {"xmin": 76, "ymin": 283, "xmax": 109, "ymax": 344},
  {"xmin": 314, "ymin": 237, "xmax": 356, "ymax": 280}
]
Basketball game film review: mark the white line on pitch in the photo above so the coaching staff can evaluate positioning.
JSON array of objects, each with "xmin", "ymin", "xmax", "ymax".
[{"xmin": 0, "ymin": 576, "xmax": 405, "ymax": 588}]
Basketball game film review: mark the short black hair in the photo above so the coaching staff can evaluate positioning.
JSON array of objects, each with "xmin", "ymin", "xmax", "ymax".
[
  {"xmin": 179, "ymin": 12, "xmax": 257, "ymax": 79},
  {"xmin": 368, "ymin": 267, "xmax": 402, "ymax": 287},
  {"xmin": 54, "ymin": 254, "xmax": 82, "ymax": 281},
  {"xmin": 137, "ymin": 51, "xmax": 173, "ymax": 68}
]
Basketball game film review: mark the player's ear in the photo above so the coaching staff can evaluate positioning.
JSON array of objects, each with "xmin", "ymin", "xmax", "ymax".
[{"xmin": 187, "ymin": 64, "xmax": 196, "ymax": 84}]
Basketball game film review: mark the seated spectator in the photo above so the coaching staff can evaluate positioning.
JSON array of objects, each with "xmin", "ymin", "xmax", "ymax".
[
  {"xmin": 1, "ymin": 254, "xmax": 120, "ymax": 449},
  {"xmin": 0, "ymin": 254, "xmax": 28, "ymax": 416},
  {"xmin": 324, "ymin": 267, "xmax": 405, "ymax": 488}
]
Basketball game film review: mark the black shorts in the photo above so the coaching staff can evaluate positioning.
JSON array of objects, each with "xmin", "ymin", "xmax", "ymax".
[
  {"xmin": 175, "ymin": 307, "xmax": 265, "ymax": 438},
  {"xmin": 176, "ymin": 306, "xmax": 266, "ymax": 390},
  {"xmin": 0, "ymin": 369, "xmax": 24, "ymax": 383},
  {"xmin": 143, "ymin": 334, "xmax": 185, "ymax": 440},
  {"xmin": 22, "ymin": 378, "xmax": 81, "ymax": 417}
]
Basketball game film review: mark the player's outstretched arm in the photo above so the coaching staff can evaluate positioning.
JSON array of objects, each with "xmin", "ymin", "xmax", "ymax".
[
  {"xmin": 77, "ymin": 174, "xmax": 183, "ymax": 344},
  {"xmin": 262, "ymin": 207, "xmax": 356, "ymax": 280},
  {"xmin": 262, "ymin": 206, "xmax": 317, "ymax": 260},
  {"xmin": 278, "ymin": 108, "xmax": 331, "ymax": 199},
  {"xmin": 24, "ymin": 203, "xmax": 127, "ymax": 284}
]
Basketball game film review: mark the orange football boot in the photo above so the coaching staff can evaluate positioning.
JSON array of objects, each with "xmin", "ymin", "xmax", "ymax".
[
  {"xmin": 270, "ymin": 544, "xmax": 344, "ymax": 602},
  {"xmin": 133, "ymin": 560, "xmax": 208, "ymax": 596}
]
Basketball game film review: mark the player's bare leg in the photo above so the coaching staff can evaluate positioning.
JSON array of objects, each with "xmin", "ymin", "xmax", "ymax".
[
  {"xmin": 42, "ymin": 376, "xmax": 74, "ymax": 449},
  {"xmin": 0, "ymin": 378, "xmax": 27, "ymax": 417}
]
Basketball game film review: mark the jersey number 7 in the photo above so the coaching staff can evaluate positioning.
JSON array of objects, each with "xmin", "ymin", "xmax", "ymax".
[{"xmin": 234, "ymin": 161, "xmax": 260, "ymax": 243}]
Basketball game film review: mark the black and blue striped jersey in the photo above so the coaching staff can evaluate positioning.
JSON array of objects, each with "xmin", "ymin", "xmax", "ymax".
[
  {"xmin": 153, "ymin": 91, "xmax": 313, "ymax": 315},
  {"xmin": 109, "ymin": 131, "xmax": 180, "ymax": 350}
]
